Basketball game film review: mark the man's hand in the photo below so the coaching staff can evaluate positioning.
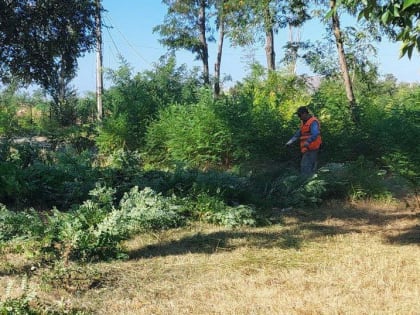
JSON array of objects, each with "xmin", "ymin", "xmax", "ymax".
[{"xmin": 285, "ymin": 140, "xmax": 293, "ymax": 147}]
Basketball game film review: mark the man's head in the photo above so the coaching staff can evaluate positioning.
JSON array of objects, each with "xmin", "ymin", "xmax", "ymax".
[{"xmin": 296, "ymin": 106, "xmax": 310, "ymax": 121}]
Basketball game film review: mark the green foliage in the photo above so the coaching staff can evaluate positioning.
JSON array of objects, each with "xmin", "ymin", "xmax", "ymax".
[
  {"xmin": 360, "ymin": 84, "xmax": 420, "ymax": 186},
  {"xmin": 97, "ymin": 57, "xmax": 200, "ymax": 154},
  {"xmin": 0, "ymin": 297, "xmax": 39, "ymax": 315},
  {"xmin": 97, "ymin": 149, "xmax": 144, "ymax": 200},
  {"xmin": 0, "ymin": 275, "xmax": 90, "ymax": 314},
  {"xmin": 358, "ymin": 0, "xmax": 420, "ymax": 58},
  {"xmin": 0, "ymin": 160, "xmax": 25, "ymax": 205},
  {"xmin": 0, "ymin": 293, "xmax": 38, "ymax": 315},
  {"xmin": 210, "ymin": 205, "xmax": 257, "ymax": 227},
  {"xmin": 382, "ymin": 152, "xmax": 419, "ymax": 188},
  {"xmin": 118, "ymin": 186, "xmax": 185, "ymax": 232},
  {"xmin": 0, "ymin": 277, "xmax": 38, "ymax": 315},
  {"xmin": 0, "ymin": 0, "xmax": 96, "ymax": 88},
  {"xmin": 189, "ymin": 191, "xmax": 257, "ymax": 227},
  {"xmin": 0, "ymin": 204, "xmax": 44, "ymax": 242},
  {"xmin": 265, "ymin": 174, "xmax": 327, "ymax": 208},
  {"xmin": 52, "ymin": 186, "xmax": 186, "ymax": 261},
  {"xmin": 22, "ymin": 147, "xmax": 97, "ymax": 209},
  {"xmin": 146, "ymin": 70, "xmax": 312, "ymax": 169},
  {"xmin": 35, "ymin": 185, "xmax": 185, "ymax": 261},
  {"xmin": 146, "ymin": 89, "xmax": 234, "ymax": 169},
  {"xmin": 226, "ymin": 68, "xmax": 311, "ymax": 160},
  {"xmin": 153, "ymin": 1, "xmax": 213, "ymax": 82},
  {"xmin": 76, "ymin": 93, "xmax": 96, "ymax": 124},
  {"xmin": 0, "ymin": 85, "xmax": 20, "ymax": 137},
  {"xmin": 318, "ymin": 158, "xmax": 392, "ymax": 201}
]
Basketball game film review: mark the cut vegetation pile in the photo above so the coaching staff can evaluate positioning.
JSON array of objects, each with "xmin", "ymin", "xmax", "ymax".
[{"xmin": 1, "ymin": 199, "xmax": 419, "ymax": 314}]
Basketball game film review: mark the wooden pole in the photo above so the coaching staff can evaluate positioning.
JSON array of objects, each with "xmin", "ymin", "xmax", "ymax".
[{"xmin": 95, "ymin": 0, "xmax": 103, "ymax": 121}]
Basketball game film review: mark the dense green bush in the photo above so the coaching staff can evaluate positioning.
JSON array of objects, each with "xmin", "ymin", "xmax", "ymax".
[
  {"xmin": 118, "ymin": 186, "xmax": 185, "ymax": 231},
  {"xmin": 186, "ymin": 191, "xmax": 257, "ymax": 227},
  {"xmin": 318, "ymin": 158, "xmax": 393, "ymax": 201},
  {"xmin": 47, "ymin": 185, "xmax": 188, "ymax": 261},
  {"xmin": 22, "ymin": 148, "xmax": 97, "ymax": 209},
  {"xmin": 0, "ymin": 84, "xmax": 20, "ymax": 137},
  {"xmin": 0, "ymin": 204, "xmax": 44, "ymax": 242},
  {"xmin": 224, "ymin": 68, "xmax": 310, "ymax": 161},
  {"xmin": 263, "ymin": 174, "xmax": 327, "ymax": 208},
  {"xmin": 96, "ymin": 57, "xmax": 200, "ymax": 154},
  {"xmin": 0, "ymin": 161, "xmax": 25, "ymax": 205},
  {"xmin": 145, "ymin": 90, "xmax": 234, "ymax": 169}
]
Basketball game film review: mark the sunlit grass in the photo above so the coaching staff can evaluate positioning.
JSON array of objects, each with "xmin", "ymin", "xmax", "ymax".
[{"xmin": 1, "ymin": 199, "xmax": 419, "ymax": 314}]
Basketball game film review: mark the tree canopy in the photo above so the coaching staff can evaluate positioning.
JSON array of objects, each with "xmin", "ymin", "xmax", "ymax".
[
  {"xmin": 356, "ymin": 0, "xmax": 420, "ymax": 58},
  {"xmin": 0, "ymin": 0, "xmax": 97, "ymax": 89}
]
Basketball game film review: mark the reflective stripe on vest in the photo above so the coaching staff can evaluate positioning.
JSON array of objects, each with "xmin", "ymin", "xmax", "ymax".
[{"xmin": 300, "ymin": 116, "xmax": 322, "ymax": 152}]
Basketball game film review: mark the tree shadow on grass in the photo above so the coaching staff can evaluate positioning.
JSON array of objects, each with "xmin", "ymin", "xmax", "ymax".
[
  {"xmin": 386, "ymin": 217, "xmax": 420, "ymax": 245},
  {"xmin": 281, "ymin": 202, "xmax": 420, "ymax": 245},
  {"xmin": 128, "ymin": 224, "xmax": 353, "ymax": 260},
  {"xmin": 129, "ymin": 201, "xmax": 419, "ymax": 260}
]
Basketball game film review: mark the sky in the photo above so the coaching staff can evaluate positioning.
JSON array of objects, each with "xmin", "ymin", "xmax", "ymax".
[{"xmin": 73, "ymin": 0, "xmax": 420, "ymax": 94}]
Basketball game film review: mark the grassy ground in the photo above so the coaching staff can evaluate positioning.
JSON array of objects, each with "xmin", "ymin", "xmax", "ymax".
[{"xmin": 1, "ymin": 198, "xmax": 419, "ymax": 314}]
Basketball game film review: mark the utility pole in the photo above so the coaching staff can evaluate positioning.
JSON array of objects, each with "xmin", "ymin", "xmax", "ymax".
[
  {"xmin": 287, "ymin": 24, "xmax": 300, "ymax": 75},
  {"xmin": 95, "ymin": 0, "xmax": 103, "ymax": 121}
]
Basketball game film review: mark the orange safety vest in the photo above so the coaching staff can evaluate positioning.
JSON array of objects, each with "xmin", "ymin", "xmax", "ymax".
[{"xmin": 300, "ymin": 116, "xmax": 322, "ymax": 153}]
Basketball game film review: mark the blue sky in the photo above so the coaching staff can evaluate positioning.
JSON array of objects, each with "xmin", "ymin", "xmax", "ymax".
[{"xmin": 73, "ymin": 0, "xmax": 420, "ymax": 94}]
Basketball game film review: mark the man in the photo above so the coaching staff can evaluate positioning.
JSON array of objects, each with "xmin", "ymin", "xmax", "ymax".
[{"xmin": 286, "ymin": 106, "xmax": 322, "ymax": 176}]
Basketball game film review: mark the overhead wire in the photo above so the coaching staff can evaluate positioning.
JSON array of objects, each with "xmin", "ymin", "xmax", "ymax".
[{"xmin": 103, "ymin": 12, "xmax": 152, "ymax": 66}]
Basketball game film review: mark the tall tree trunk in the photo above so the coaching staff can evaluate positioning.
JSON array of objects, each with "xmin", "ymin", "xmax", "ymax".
[
  {"xmin": 330, "ymin": 0, "xmax": 357, "ymax": 123},
  {"xmin": 214, "ymin": 4, "xmax": 225, "ymax": 97},
  {"xmin": 199, "ymin": 0, "xmax": 210, "ymax": 84},
  {"xmin": 264, "ymin": 6, "xmax": 275, "ymax": 71},
  {"xmin": 95, "ymin": 0, "xmax": 103, "ymax": 121}
]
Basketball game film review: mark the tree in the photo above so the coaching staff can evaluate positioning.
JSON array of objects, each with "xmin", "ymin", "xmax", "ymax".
[
  {"xmin": 214, "ymin": 0, "xmax": 227, "ymax": 96},
  {"xmin": 0, "ymin": 0, "xmax": 96, "ymax": 87},
  {"xmin": 357, "ymin": 0, "xmax": 420, "ymax": 58},
  {"xmin": 329, "ymin": 0, "xmax": 357, "ymax": 123},
  {"xmin": 0, "ymin": 0, "xmax": 97, "ymax": 125},
  {"xmin": 154, "ymin": 0, "xmax": 215, "ymax": 85},
  {"xmin": 225, "ymin": 0, "xmax": 310, "ymax": 71}
]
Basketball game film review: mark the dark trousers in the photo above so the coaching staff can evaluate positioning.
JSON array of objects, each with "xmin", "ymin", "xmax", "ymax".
[{"xmin": 301, "ymin": 149, "xmax": 319, "ymax": 176}]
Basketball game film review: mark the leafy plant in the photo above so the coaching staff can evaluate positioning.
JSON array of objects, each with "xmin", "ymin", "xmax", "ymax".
[
  {"xmin": 96, "ymin": 57, "xmax": 200, "ymax": 154},
  {"xmin": 266, "ymin": 174, "xmax": 327, "ymax": 207},
  {"xmin": 145, "ymin": 90, "xmax": 234, "ymax": 169},
  {"xmin": 0, "ymin": 204, "xmax": 44, "ymax": 242},
  {"xmin": 118, "ymin": 186, "xmax": 185, "ymax": 232}
]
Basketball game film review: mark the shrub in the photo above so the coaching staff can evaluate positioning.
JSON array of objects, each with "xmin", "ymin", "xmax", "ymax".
[
  {"xmin": 210, "ymin": 205, "xmax": 257, "ymax": 227},
  {"xmin": 96, "ymin": 56, "xmax": 200, "ymax": 154},
  {"xmin": 145, "ymin": 90, "xmax": 234, "ymax": 170},
  {"xmin": 317, "ymin": 158, "xmax": 393, "ymax": 201},
  {"xmin": 41, "ymin": 186, "xmax": 186, "ymax": 261},
  {"xmin": 0, "ymin": 204, "xmax": 44, "ymax": 242},
  {"xmin": 266, "ymin": 174, "xmax": 327, "ymax": 208},
  {"xmin": 118, "ymin": 186, "xmax": 185, "ymax": 232}
]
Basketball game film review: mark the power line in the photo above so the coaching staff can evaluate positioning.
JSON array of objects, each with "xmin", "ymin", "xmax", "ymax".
[{"xmin": 103, "ymin": 13, "xmax": 151, "ymax": 66}]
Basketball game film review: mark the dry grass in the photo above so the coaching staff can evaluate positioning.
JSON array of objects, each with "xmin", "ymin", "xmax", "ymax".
[{"xmin": 1, "ymin": 199, "xmax": 420, "ymax": 314}]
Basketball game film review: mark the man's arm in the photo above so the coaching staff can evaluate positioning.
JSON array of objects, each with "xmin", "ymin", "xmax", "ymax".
[{"xmin": 286, "ymin": 129, "xmax": 301, "ymax": 146}]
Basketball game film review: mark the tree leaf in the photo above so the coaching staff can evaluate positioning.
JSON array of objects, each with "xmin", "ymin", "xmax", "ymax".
[
  {"xmin": 393, "ymin": 6, "xmax": 400, "ymax": 17},
  {"xmin": 325, "ymin": 9, "xmax": 335, "ymax": 20},
  {"xmin": 381, "ymin": 10, "xmax": 391, "ymax": 24},
  {"xmin": 402, "ymin": 0, "xmax": 420, "ymax": 10}
]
